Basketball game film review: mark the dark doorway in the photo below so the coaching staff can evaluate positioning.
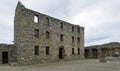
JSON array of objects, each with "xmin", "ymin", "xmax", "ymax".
[
  {"xmin": 2, "ymin": 52, "xmax": 8, "ymax": 64},
  {"xmin": 59, "ymin": 47, "xmax": 64, "ymax": 59},
  {"xmin": 92, "ymin": 49, "xmax": 98, "ymax": 59},
  {"xmin": 78, "ymin": 48, "xmax": 80, "ymax": 55},
  {"xmin": 85, "ymin": 49, "xmax": 89, "ymax": 59}
]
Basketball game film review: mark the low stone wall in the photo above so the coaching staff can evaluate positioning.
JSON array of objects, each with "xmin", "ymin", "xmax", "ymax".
[
  {"xmin": 0, "ymin": 44, "xmax": 17, "ymax": 64},
  {"xmin": 85, "ymin": 42, "xmax": 120, "ymax": 59}
]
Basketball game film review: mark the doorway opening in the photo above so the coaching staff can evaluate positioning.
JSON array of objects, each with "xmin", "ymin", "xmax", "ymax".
[
  {"xmin": 2, "ymin": 52, "xmax": 8, "ymax": 64},
  {"xmin": 92, "ymin": 49, "xmax": 98, "ymax": 59},
  {"xmin": 59, "ymin": 46, "xmax": 65, "ymax": 59},
  {"xmin": 85, "ymin": 49, "xmax": 89, "ymax": 58}
]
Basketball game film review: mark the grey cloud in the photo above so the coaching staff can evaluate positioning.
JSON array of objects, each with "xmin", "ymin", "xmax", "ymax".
[
  {"xmin": 86, "ymin": 36, "xmax": 111, "ymax": 43},
  {"xmin": 0, "ymin": 0, "xmax": 120, "ymax": 46}
]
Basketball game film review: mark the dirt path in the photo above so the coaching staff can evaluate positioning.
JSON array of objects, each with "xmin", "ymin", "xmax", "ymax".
[{"xmin": 0, "ymin": 59, "xmax": 120, "ymax": 71}]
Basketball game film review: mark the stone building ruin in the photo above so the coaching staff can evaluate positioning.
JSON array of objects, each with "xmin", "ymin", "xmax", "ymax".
[
  {"xmin": 1, "ymin": 1, "xmax": 120, "ymax": 66},
  {"xmin": 0, "ymin": 1, "xmax": 84, "ymax": 65}
]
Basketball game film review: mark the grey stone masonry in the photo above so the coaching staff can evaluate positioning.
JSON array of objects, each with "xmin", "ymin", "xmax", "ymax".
[
  {"xmin": 85, "ymin": 42, "xmax": 120, "ymax": 59},
  {"xmin": 14, "ymin": 1, "xmax": 84, "ymax": 65},
  {"xmin": 0, "ymin": 44, "xmax": 16, "ymax": 64}
]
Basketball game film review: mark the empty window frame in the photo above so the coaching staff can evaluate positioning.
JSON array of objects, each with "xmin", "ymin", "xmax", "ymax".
[
  {"xmin": 46, "ymin": 31, "xmax": 50, "ymax": 39},
  {"xmin": 78, "ymin": 48, "xmax": 80, "ymax": 55},
  {"xmin": 46, "ymin": 18, "xmax": 49, "ymax": 26},
  {"xmin": 78, "ymin": 28, "xmax": 80, "ymax": 33},
  {"xmin": 34, "ymin": 15, "xmax": 39, "ymax": 23},
  {"xmin": 72, "ymin": 37, "xmax": 74, "ymax": 43},
  {"xmin": 46, "ymin": 46, "xmax": 50, "ymax": 55},
  {"xmin": 72, "ymin": 26, "xmax": 74, "ymax": 32},
  {"xmin": 34, "ymin": 46, "xmax": 39, "ymax": 55},
  {"xmin": 60, "ymin": 34, "xmax": 63, "ymax": 41},
  {"xmin": 72, "ymin": 48, "xmax": 74, "ymax": 54},
  {"xmin": 60, "ymin": 22, "xmax": 63, "ymax": 29},
  {"xmin": 77, "ymin": 38, "xmax": 80, "ymax": 43},
  {"xmin": 35, "ymin": 29, "xmax": 39, "ymax": 38}
]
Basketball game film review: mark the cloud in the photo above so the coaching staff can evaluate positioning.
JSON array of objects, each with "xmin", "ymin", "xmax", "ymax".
[
  {"xmin": 86, "ymin": 36, "xmax": 111, "ymax": 43},
  {"xmin": 67, "ymin": 0, "xmax": 120, "ymax": 46},
  {"xmin": 0, "ymin": 0, "xmax": 120, "ymax": 46}
]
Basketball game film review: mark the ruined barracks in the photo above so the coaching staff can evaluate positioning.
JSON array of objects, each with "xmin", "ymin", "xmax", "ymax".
[
  {"xmin": 85, "ymin": 42, "xmax": 120, "ymax": 59},
  {"xmin": 0, "ymin": 2, "xmax": 84, "ymax": 65}
]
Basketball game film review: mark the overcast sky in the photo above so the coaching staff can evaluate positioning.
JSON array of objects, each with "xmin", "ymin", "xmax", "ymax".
[{"xmin": 0, "ymin": 0, "xmax": 120, "ymax": 46}]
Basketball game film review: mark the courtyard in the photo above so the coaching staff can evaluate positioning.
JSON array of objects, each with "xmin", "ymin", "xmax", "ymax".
[{"xmin": 0, "ymin": 59, "xmax": 120, "ymax": 71}]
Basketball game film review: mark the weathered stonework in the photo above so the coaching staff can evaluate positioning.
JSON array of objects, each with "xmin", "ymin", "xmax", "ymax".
[
  {"xmin": 1, "ymin": 1, "xmax": 120, "ymax": 66},
  {"xmin": 14, "ymin": 1, "xmax": 84, "ymax": 65},
  {"xmin": 85, "ymin": 42, "xmax": 120, "ymax": 59},
  {"xmin": 0, "ymin": 1, "xmax": 84, "ymax": 65},
  {"xmin": 0, "ymin": 44, "xmax": 16, "ymax": 64}
]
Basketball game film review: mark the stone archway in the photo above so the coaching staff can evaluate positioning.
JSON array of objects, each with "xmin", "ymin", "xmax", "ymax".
[{"xmin": 102, "ymin": 48, "xmax": 109, "ymax": 58}]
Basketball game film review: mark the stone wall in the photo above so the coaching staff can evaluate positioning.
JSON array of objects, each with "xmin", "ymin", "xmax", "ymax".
[
  {"xmin": 0, "ymin": 44, "xmax": 16, "ymax": 64},
  {"xmin": 85, "ymin": 42, "xmax": 120, "ymax": 59},
  {"xmin": 14, "ymin": 1, "xmax": 84, "ymax": 65}
]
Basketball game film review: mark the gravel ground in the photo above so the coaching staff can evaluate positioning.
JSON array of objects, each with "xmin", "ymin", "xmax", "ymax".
[{"xmin": 0, "ymin": 59, "xmax": 120, "ymax": 71}]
